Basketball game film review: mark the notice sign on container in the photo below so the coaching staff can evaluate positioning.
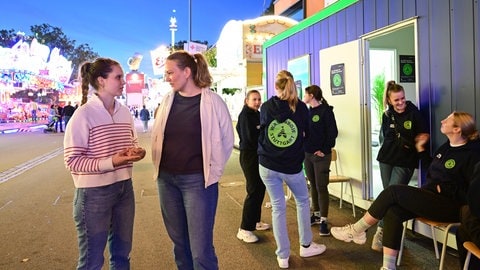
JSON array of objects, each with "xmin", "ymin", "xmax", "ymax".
[
  {"xmin": 330, "ymin": 63, "xmax": 345, "ymax": 95},
  {"xmin": 400, "ymin": 55, "xmax": 415, "ymax": 83}
]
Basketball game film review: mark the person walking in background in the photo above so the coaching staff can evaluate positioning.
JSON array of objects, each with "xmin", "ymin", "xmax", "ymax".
[
  {"xmin": 151, "ymin": 50, "xmax": 234, "ymax": 270},
  {"xmin": 30, "ymin": 101, "xmax": 38, "ymax": 123},
  {"xmin": 331, "ymin": 111, "xmax": 480, "ymax": 270},
  {"xmin": 258, "ymin": 70, "xmax": 326, "ymax": 269},
  {"xmin": 236, "ymin": 90, "xmax": 270, "ymax": 244},
  {"xmin": 303, "ymin": 84, "xmax": 338, "ymax": 236},
  {"xmin": 55, "ymin": 104, "xmax": 64, "ymax": 132},
  {"xmin": 63, "ymin": 101, "xmax": 76, "ymax": 127},
  {"xmin": 139, "ymin": 105, "xmax": 150, "ymax": 132},
  {"xmin": 64, "ymin": 58, "xmax": 146, "ymax": 270},
  {"xmin": 372, "ymin": 80, "xmax": 429, "ymax": 251}
]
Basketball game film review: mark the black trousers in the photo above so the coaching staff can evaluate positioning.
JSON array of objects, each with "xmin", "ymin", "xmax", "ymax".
[
  {"xmin": 239, "ymin": 150, "xmax": 266, "ymax": 231},
  {"xmin": 456, "ymin": 206, "xmax": 480, "ymax": 269},
  {"xmin": 368, "ymin": 185, "xmax": 462, "ymax": 250}
]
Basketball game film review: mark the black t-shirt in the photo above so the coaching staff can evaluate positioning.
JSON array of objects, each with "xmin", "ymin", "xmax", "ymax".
[{"xmin": 160, "ymin": 92, "xmax": 203, "ymax": 174}]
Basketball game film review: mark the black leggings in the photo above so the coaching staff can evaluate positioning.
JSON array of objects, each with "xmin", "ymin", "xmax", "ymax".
[{"xmin": 368, "ymin": 185, "xmax": 462, "ymax": 250}]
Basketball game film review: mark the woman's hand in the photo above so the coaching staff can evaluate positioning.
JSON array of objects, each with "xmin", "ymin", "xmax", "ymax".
[
  {"xmin": 112, "ymin": 147, "xmax": 146, "ymax": 167},
  {"xmin": 415, "ymin": 133, "xmax": 430, "ymax": 152}
]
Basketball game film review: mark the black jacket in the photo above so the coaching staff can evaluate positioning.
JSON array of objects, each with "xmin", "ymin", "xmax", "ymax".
[
  {"xmin": 236, "ymin": 105, "xmax": 260, "ymax": 151},
  {"xmin": 303, "ymin": 104, "xmax": 338, "ymax": 154},
  {"xmin": 258, "ymin": 96, "xmax": 309, "ymax": 174}
]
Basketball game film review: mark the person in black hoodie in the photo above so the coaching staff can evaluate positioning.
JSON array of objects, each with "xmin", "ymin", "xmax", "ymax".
[
  {"xmin": 373, "ymin": 80, "xmax": 429, "ymax": 251},
  {"xmin": 331, "ymin": 111, "xmax": 480, "ymax": 270},
  {"xmin": 258, "ymin": 70, "xmax": 326, "ymax": 269},
  {"xmin": 236, "ymin": 90, "xmax": 270, "ymax": 243},
  {"xmin": 303, "ymin": 85, "xmax": 338, "ymax": 236}
]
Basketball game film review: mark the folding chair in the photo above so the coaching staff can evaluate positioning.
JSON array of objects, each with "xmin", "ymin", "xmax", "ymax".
[{"xmin": 329, "ymin": 149, "xmax": 356, "ymax": 217}]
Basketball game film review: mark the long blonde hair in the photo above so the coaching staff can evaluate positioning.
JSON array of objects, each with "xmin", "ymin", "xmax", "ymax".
[
  {"xmin": 453, "ymin": 111, "xmax": 479, "ymax": 141},
  {"xmin": 275, "ymin": 70, "xmax": 298, "ymax": 112},
  {"xmin": 167, "ymin": 50, "xmax": 212, "ymax": 88}
]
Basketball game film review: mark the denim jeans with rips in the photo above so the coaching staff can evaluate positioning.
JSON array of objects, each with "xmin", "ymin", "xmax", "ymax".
[
  {"xmin": 157, "ymin": 171, "xmax": 219, "ymax": 270},
  {"xmin": 73, "ymin": 179, "xmax": 135, "ymax": 270}
]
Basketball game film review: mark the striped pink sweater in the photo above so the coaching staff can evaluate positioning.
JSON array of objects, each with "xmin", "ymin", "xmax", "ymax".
[{"xmin": 64, "ymin": 95, "xmax": 138, "ymax": 188}]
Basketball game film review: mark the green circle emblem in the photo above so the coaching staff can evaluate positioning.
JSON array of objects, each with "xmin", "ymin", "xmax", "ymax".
[
  {"xmin": 333, "ymin": 74, "xmax": 342, "ymax": 87},
  {"xmin": 444, "ymin": 159, "xmax": 455, "ymax": 169},
  {"xmin": 267, "ymin": 119, "xmax": 298, "ymax": 148},
  {"xmin": 403, "ymin": 120, "xmax": 412, "ymax": 130},
  {"xmin": 403, "ymin": 64, "xmax": 413, "ymax": 76},
  {"xmin": 312, "ymin": 115, "xmax": 320, "ymax": 122}
]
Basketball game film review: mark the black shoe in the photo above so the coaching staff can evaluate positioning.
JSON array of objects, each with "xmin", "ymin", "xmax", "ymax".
[
  {"xmin": 311, "ymin": 214, "xmax": 321, "ymax": 226},
  {"xmin": 319, "ymin": 221, "xmax": 330, "ymax": 236}
]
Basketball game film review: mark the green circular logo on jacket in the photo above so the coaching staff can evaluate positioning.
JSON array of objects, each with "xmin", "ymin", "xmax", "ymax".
[
  {"xmin": 312, "ymin": 115, "xmax": 320, "ymax": 122},
  {"xmin": 403, "ymin": 120, "xmax": 412, "ymax": 130},
  {"xmin": 267, "ymin": 119, "xmax": 298, "ymax": 148},
  {"xmin": 444, "ymin": 159, "xmax": 456, "ymax": 169}
]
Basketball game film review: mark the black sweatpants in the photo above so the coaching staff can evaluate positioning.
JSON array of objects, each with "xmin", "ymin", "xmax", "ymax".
[
  {"xmin": 368, "ymin": 185, "xmax": 462, "ymax": 250},
  {"xmin": 239, "ymin": 150, "xmax": 266, "ymax": 231}
]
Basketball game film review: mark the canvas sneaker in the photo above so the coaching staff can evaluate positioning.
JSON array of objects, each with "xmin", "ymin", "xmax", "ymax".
[
  {"xmin": 311, "ymin": 214, "xmax": 321, "ymax": 225},
  {"xmin": 236, "ymin": 228, "xmax": 259, "ymax": 243},
  {"xmin": 331, "ymin": 224, "xmax": 367, "ymax": 244},
  {"xmin": 255, "ymin": 221, "xmax": 270, "ymax": 231},
  {"xmin": 371, "ymin": 229, "xmax": 383, "ymax": 252},
  {"xmin": 299, "ymin": 242, "xmax": 326, "ymax": 257},
  {"xmin": 319, "ymin": 220, "xmax": 330, "ymax": 236},
  {"xmin": 277, "ymin": 256, "xmax": 289, "ymax": 268}
]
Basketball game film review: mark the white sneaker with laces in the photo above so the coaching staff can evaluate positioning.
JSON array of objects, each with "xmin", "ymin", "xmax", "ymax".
[
  {"xmin": 299, "ymin": 242, "xmax": 326, "ymax": 257},
  {"xmin": 236, "ymin": 228, "xmax": 259, "ymax": 243},
  {"xmin": 331, "ymin": 224, "xmax": 367, "ymax": 244},
  {"xmin": 255, "ymin": 221, "xmax": 270, "ymax": 231},
  {"xmin": 277, "ymin": 256, "xmax": 289, "ymax": 268}
]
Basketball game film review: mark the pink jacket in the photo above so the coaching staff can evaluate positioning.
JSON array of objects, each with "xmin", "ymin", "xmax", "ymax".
[{"xmin": 151, "ymin": 88, "xmax": 234, "ymax": 187}]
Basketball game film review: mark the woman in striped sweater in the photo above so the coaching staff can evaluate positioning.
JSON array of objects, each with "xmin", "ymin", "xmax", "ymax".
[{"xmin": 64, "ymin": 58, "xmax": 146, "ymax": 270}]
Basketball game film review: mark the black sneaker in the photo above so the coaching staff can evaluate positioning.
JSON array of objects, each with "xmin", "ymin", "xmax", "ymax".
[
  {"xmin": 311, "ymin": 214, "xmax": 321, "ymax": 226},
  {"xmin": 319, "ymin": 221, "xmax": 330, "ymax": 236}
]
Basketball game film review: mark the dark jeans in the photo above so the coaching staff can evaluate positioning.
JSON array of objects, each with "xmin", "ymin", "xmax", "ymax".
[
  {"xmin": 55, "ymin": 117, "xmax": 63, "ymax": 132},
  {"xmin": 304, "ymin": 152, "xmax": 331, "ymax": 217},
  {"xmin": 73, "ymin": 179, "xmax": 135, "ymax": 270},
  {"xmin": 368, "ymin": 185, "xmax": 462, "ymax": 250},
  {"xmin": 377, "ymin": 162, "xmax": 414, "ymax": 228},
  {"xmin": 456, "ymin": 206, "xmax": 480, "ymax": 269},
  {"xmin": 157, "ymin": 171, "xmax": 219, "ymax": 270},
  {"xmin": 239, "ymin": 150, "xmax": 266, "ymax": 231}
]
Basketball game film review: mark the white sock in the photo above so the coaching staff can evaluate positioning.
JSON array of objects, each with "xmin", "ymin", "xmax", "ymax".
[
  {"xmin": 383, "ymin": 253, "xmax": 396, "ymax": 269},
  {"xmin": 352, "ymin": 217, "xmax": 371, "ymax": 233}
]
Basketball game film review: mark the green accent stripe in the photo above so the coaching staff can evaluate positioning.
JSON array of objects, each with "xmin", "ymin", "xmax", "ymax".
[{"xmin": 263, "ymin": 0, "xmax": 359, "ymax": 48}]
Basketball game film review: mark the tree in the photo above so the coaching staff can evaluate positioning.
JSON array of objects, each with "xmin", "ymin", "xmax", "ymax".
[{"xmin": 0, "ymin": 23, "xmax": 99, "ymax": 82}]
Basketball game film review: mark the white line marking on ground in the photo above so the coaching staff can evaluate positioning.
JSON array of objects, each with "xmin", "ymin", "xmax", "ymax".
[
  {"xmin": 0, "ymin": 200, "xmax": 13, "ymax": 211},
  {"xmin": 0, "ymin": 147, "xmax": 63, "ymax": 184}
]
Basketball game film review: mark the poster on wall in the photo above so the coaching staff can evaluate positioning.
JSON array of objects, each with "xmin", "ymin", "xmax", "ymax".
[
  {"xmin": 330, "ymin": 63, "xmax": 345, "ymax": 95},
  {"xmin": 399, "ymin": 55, "xmax": 415, "ymax": 82},
  {"xmin": 287, "ymin": 54, "xmax": 310, "ymax": 99}
]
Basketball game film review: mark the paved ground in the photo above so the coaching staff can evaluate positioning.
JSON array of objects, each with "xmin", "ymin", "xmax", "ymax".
[{"xmin": 0, "ymin": 120, "xmax": 464, "ymax": 269}]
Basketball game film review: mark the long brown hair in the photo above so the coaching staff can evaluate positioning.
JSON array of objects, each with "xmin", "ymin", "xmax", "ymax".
[
  {"xmin": 275, "ymin": 70, "xmax": 298, "ymax": 112},
  {"xmin": 78, "ymin": 58, "xmax": 120, "ymax": 105},
  {"xmin": 167, "ymin": 50, "xmax": 212, "ymax": 88}
]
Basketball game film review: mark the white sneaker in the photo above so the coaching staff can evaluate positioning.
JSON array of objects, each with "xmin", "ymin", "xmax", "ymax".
[
  {"xmin": 299, "ymin": 242, "xmax": 326, "ymax": 257},
  {"xmin": 331, "ymin": 224, "xmax": 367, "ymax": 244},
  {"xmin": 277, "ymin": 256, "xmax": 289, "ymax": 268},
  {"xmin": 371, "ymin": 229, "xmax": 383, "ymax": 252},
  {"xmin": 236, "ymin": 228, "xmax": 259, "ymax": 243},
  {"xmin": 255, "ymin": 221, "xmax": 270, "ymax": 231}
]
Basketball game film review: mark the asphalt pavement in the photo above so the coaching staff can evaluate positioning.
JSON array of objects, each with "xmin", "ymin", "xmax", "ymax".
[{"xmin": 0, "ymin": 120, "xmax": 463, "ymax": 269}]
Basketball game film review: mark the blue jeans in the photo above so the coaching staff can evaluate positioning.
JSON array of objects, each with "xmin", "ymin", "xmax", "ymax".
[
  {"xmin": 379, "ymin": 162, "xmax": 414, "ymax": 189},
  {"xmin": 157, "ymin": 171, "xmax": 219, "ymax": 270},
  {"xmin": 259, "ymin": 165, "xmax": 312, "ymax": 259},
  {"xmin": 73, "ymin": 179, "xmax": 135, "ymax": 270}
]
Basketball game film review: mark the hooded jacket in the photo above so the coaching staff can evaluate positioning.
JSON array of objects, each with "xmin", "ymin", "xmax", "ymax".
[
  {"xmin": 377, "ymin": 101, "xmax": 429, "ymax": 168},
  {"xmin": 304, "ymin": 104, "xmax": 338, "ymax": 155},
  {"xmin": 257, "ymin": 96, "xmax": 309, "ymax": 174}
]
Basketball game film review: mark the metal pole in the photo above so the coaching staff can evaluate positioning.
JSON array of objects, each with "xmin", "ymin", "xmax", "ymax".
[{"xmin": 188, "ymin": 0, "xmax": 192, "ymax": 42}]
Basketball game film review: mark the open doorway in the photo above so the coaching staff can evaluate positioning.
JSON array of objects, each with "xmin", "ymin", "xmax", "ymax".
[{"xmin": 362, "ymin": 19, "xmax": 418, "ymax": 199}]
